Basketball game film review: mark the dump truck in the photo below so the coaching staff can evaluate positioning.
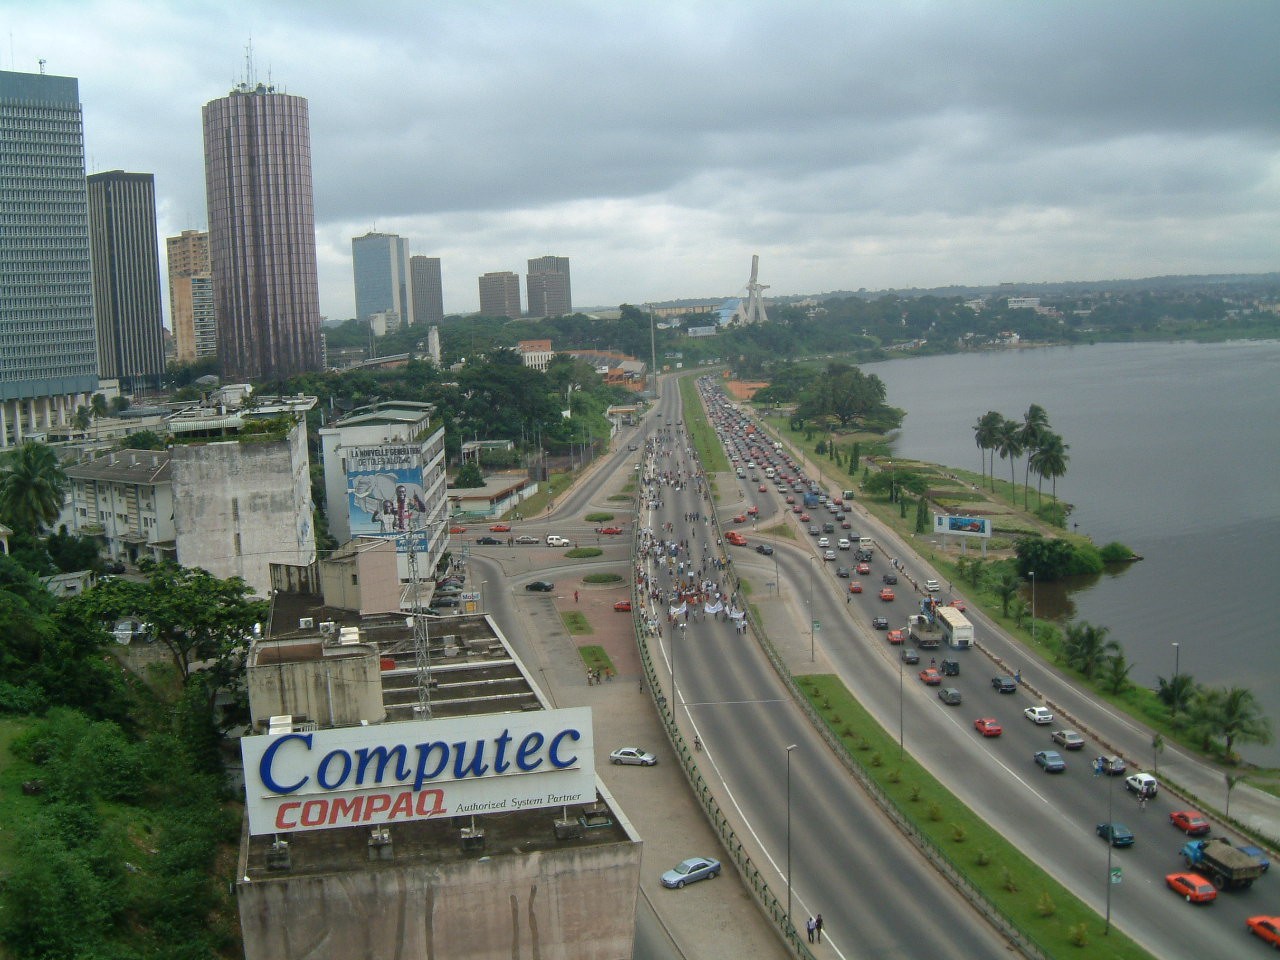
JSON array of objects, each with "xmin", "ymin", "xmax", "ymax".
[{"xmin": 1181, "ymin": 838, "xmax": 1265, "ymax": 890}]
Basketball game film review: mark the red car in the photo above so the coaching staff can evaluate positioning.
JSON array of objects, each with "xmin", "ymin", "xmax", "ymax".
[
  {"xmin": 792, "ymin": 505, "xmax": 802, "ymax": 514},
  {"xmin": 856, "ymin": 562, "xmax": 871, "ymax": 575},
  {"xmin": 597, "ymin": 526, "xmax": 624, "ymax": 535},
  {"xmin": 785, "ymin": 495, "xmax": 796, "ymax": 504},
  {"xmin": 974, "ymin": 718, "xmax": 1003, "ymax": 737},
  {"xmin": 886, "ymin": 629, "xmax": 905, "ymax": 644},
  {"xmin": 614, "ymin": 600, "xmax": 632, "ymax": 612},
  {"xmin": 1247, "ymin": 917, "xmax": 1280, "ymax": 947},
  {"xmin": 919, "ymin": 668, "xmax": 942, "ymax": 686},
  {"xmin": 879, "ymin": 587, "xmax": 895, "ymax": 602},
  {"xmin": 1165, "ymin": 872, "xmax": 1216, "ymax": 903},
  {"xmin": 725, "ymin": 531, "xmax": 747, "ymax": 546},
  {"xmin": 732, "ymin": 514, "xmax": 747, "ymax": 524},
  {"xmin": 758, "ymin": 484, "xmax": 768, "ymax": 492},
  {"xmin": 948, "ymin": 599, "xmax": 967, "ymax": 612},
  {"xmin": 489, "ymin": 523, "xmax": 511, "ymax": 532},
  {"xmin": 849, "ymin": 581, "xmax": 863, "ymax": 594},
  {"xmin": 449, "ymin": 525, "xmax": 467, "ymax": 534},
  {"xmin": 1169, "ymin": 811, "xmax": 1211, "ymax": 836},
  {"xmin": 747, "ymin": 506, "xmax": 759, "ymax": 516},
  {"xmin": 799, "ymin": 513, "xmax": 811, "ymax": 522}
]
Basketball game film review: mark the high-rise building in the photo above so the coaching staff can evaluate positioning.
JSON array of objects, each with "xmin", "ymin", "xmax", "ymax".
[
  {"xmin": 167, "ymin": 229, "xmax": 216, "ymax": 363},
  {"xmin": 526, "ymin": 255, "xmax": 572, "ymax": 318},
  {"xmin": 478, "ymin": 271, "xmax": 521, "ymax": 319},
  {"xmin": 86, "ymin": 171, "xmax": 167, "ymax": 391},
  {"xmin": 352, "ymin": 232, "xmax": 413, "ymax": 329},
  {"xmin": 0, "ymin": 69, "xmax": 99, "ymax": 447},
  {"xmin": 203, "ymin": 81, "xmax": 322, "ymax": 381},
  {"xmin": 410, "ymin": 255, "xmax": 444, "ymax": 326}
]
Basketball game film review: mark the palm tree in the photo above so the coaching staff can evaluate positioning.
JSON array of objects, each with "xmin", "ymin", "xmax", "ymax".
[
  {"xmin": 1101, "ymin": 652, "xmax": 1133, "ymax": 694},
  {"xmin": 991, "ymin": 570, "xmax": 1021, "ymax": 616},
  {"xmin": 972, "ymin": 411, "xmax": 1004, "ymax": 491},
  {"xmin": 1030, "ymin": 432, "xmax": 1070, "ymax": 508},
  {"xmin": 1212, "ymin": 686, "xmax": 1273, "ymax": 759},
  {"xmin": 0, "ymin": 441, "xmax": 68, "ymax": 535},
  {"xmin": 1019, "ymin": 404, "xmax": 1050, "ymax": 509},
  {"xmin": 1157, "ymin": 673, "xmax": 1199, "ymax": 720},
  {"xmin": 996, "ymin": 420, "xmax": 1023, "ymax": 496},
  {"xmin": 1062, "ymin": 621, "xmax": 1118, "ymax": 678},
  {"xmin": 72, "ymin": 405, "xmax": 92, "ymax": 437}
]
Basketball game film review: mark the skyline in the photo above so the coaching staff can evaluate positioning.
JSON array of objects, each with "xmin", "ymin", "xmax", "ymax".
[{"xmin": 4, "ymin": 0, "xmax": 1277, "ymax": 323}]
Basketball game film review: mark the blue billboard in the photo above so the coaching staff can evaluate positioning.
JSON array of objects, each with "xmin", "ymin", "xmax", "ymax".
[{"xmin": 933, "ymin": 514, "xmax": 991, "ymax": 538}]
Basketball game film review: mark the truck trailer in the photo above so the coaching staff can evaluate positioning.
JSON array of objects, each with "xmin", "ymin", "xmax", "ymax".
[{"xmin": 1182, "ymin": 838, "xmax": 1265, "ymax": 890}]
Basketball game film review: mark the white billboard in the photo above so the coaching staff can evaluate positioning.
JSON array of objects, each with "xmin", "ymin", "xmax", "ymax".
[
  {"xmin": 241, "ymin": 707, "xmax": 595, "ymax": 835},
  {"xmin": 933, "ymin": 514, "xmax": 992, "ymax": 538}
]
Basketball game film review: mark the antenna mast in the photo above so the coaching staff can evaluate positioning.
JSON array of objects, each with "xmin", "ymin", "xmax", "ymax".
[{"xmin": 405, "ymin": 517, "xmax": 432, "ymax": 718}]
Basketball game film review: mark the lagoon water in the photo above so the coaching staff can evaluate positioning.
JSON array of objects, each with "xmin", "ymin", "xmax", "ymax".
[{"xmin": 866, "ymin": 340, "xmax": 1280, "ymax": 766}]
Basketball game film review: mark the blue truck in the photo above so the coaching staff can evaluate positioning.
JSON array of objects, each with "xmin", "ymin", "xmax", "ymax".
[{"xmin": 1181, "ymin": 838, "xmax": 1265, "ymax": 890}]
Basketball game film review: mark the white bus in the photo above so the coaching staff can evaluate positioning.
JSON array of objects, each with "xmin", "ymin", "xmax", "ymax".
[{"xmin": 937, "ymin": 607, "xmax": 974, "ymax": 649}]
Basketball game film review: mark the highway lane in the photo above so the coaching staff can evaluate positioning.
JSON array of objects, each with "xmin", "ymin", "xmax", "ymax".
[
  {"xmin": 642, "ymin": 415, "xmax": 1013, "ymax": 958},
  {"xmin": 702, "ymin": 381, "xmax": 1273, "ymax": 959}
]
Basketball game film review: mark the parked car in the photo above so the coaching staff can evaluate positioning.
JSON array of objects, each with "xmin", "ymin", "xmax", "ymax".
[
  {"xmin": 1034, "ymin": 750, "xmax": 1066, "ymax": 772},
  {"xmin": 974, "ymin": 717, "xmax": 1002, "ymax": 737},
  {"xmin": 609, "ymin": 746, "xmax": 656, "ymax": 766},
  {"xmin": 1165, "ymin": 872, "xmax": 1216, "ymax": 903},
  {"xmin": 614, "ymin": 600, "xmax": 632, "ymax": 612},
  {"xmin": 525, "ymin": 580, "xmax": 555, "ymax": 592},
  {"xmin": 1051, "ymin": 730, "xmax": 1085, "ymax": 750},
  {"xmin": 1097, "ymin": 822, "xmax": 1136, "ymax": 847},
  {"xmin": 938, "ymin": 687, "xmax": 962, "ymax": 706},
  {"xmin": 1169, "ymin": 811, "xmax": 1212, "ymax": 836},
  {"xmin": 1024, "ymin": 706, "xmax": 1054, "ymax": 725},
  {"xmin": 1097, "ymin": 755, "xmax": 1127, "ymax": 776},
  {"xmin": 430, "ymin": 595, "xmax": 460, "ymax": 608},
  {"xmin": 661, "ymin": 856, "xmax": 721, "ymax": 889},
  {"xmin": 1125, "ymin": 773, "xmax": 1158, "ymax": 797},
  {"xmin": 992, "ymin": 676, "xmax": 1018, "ymax": 694}
]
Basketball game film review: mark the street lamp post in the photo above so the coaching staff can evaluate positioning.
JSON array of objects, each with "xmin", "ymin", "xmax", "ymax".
[
  {"xmin": 1105, "ymin": 768, "xmax": 1115, "ymax": 934},
  {"xmin": 786, "ymin": 743, "xmax": 798, "ymax": 935},
  {"xmin": 1171, "ymin": 642, "xmax": 1181, "ymax": 717},
  {"xmin": 898, "ymin": 648, "xmax": 905, "ymax": 757},
  {"xmin": 479, "ymin": 580, "xmax": 487, "ymax": 613}
]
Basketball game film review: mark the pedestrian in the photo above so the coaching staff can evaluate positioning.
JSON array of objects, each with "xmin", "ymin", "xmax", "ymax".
[
  {"xmin": 815, "ymin": 914, "xmax": 823, "ymax": 943},
  {"xmin": 806, "ymin": 917, "xmax": 816, "ymax": 943},
  {"xmin": 574, "ymin": 590, "xmax": 579, "ymax": 603},
  {"xmin": 1138, "ymin": 794, "xmax": 1147, "ymax": 812}
]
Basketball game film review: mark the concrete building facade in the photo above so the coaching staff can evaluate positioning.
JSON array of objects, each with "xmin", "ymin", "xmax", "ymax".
[
  {"xmin": 0, "ymin": 70, "xmax": 99, "ymax": 447},
  {"xmin": 86, "ymin": 171, "xmax": 167, "ymax": 391},
  {"xmin": 203, "ymin": 81, "xmax": 322, "ymax": 381},
  {"xmin": 409, "ymin": 254, "xmax": 444, "ymax": 326},
  {"xmin": 517, "ymin": 339, "xmax": 554, "ymax": 372},
  {"xmin": 167, "ymin": 229, "xmax": 216, "ymax": 363},
  {"xmin": 478, "ymin": 271, "xmax": 521, "ymax": 319},
  {"xmin": 352, "ymin": 232, "xmax": 413, "ymax": 329},
  {"xmin": 319, "ymin": 401, "xmax": 449, "ymax": 582},
  {"xmin": 62, "ymin": 449, "xmax": 175, "ymax": 565},
  {"xmin": 526, "ymin": 255, "xmax": 572, "ymax": 318}
]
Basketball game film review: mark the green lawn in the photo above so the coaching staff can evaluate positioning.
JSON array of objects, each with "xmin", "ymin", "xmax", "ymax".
[{"xmin": 561, "ymin": 611, "xmax": 593, "ymax": 635}]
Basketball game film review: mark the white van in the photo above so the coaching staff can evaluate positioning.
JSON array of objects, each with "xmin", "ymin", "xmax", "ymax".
[
  {"xmin": 858, "ymin": 537, "xmax": 874, "ymax": 554},
  {"xmin": 764, "ymin": 467, "xmax": 776, "ymax": 479},
  {"xmin": 546, "ymin": 535, "xmax": 571, "ymax": 547}
]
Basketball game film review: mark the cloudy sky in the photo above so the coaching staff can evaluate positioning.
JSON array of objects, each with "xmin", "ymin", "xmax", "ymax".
[{"xmin": 6, "ymin": 0, "xmax": 1278, "ymax": 320}]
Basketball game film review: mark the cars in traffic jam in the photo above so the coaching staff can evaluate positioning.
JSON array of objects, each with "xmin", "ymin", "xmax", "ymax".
[{"xmin": 1165, "ymin": 872, "xmax": 1217, "ymax": 904}]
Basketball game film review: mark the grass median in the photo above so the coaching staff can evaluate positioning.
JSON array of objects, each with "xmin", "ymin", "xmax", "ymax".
[{"xmin": 798, "ymin": 674, "xmax": 1152, "ymax": 959}]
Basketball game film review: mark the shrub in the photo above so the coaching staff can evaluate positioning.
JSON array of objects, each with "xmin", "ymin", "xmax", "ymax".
[
  {"xmin": 951, "ymin": 823, "xmax": 967, "ymax": 843},
  {"xmin": 565, "ymin": 547, "xmax": 602, "ymax": 559},
  {"xmin": 886, "ymin": 768, "xmax": 901, "ymax": 784},
  {"xmin": 1069, "ymin": 923, "xmax": 1089, "ymax": 947},
  {"xmin": 909, "ymin": 784, "xmax": 922, "ymax": 802},
  {"xmin": 1002, "ymin": 868, "xmax": 1019, "ymax": 893},
  {"xmin": 1099, "ymin": 541, "xmax": 1135, "ymax": 564},
  {"xmin": 582, "ymin": 573, "xmax": 622, "ymax": 584},
  {"xmin": 975, "ymin": 849, "xmax": 991, "ymax": 867},
  {"xmin": 1037, "ymin": 891, "xmax": 1056, "ymax": 918},
  {"xmin": 584, "ymin": 512, "xmax": 614, "ymax": 522},
  {"xmin": 928, "ymin": 801, "xmax": 943, "ymax": 822},
  {"xmin": 870, "ymin": 752, "xmax": 883, "ymax": 767}
]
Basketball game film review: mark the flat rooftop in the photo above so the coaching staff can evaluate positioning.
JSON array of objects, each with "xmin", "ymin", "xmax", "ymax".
[{"xmin": 243, "ymin": 608, "xmax": 633, "ymax": 880}]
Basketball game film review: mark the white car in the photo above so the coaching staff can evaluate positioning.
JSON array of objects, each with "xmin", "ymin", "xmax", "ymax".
[
  {"xmin": 1125, "ymin": 773, "xmax": 1158, "ymax": 797},
  {"xmin": 1024, "ymin": 706, "xmax": 1054, "ymax": 725},
  {"xmin": 817, "ymin": 537, "xmax": 830, "ymax": 548},
  {"xmin": 838, "ymin": 538, "xmax": 851, "ymax": 550},
  {"xmin": 609, "ymin": 746, "xmax": 657, "ymax": 766},
  {"xmin": 925, "ymin": 579, "xmax": 941, "ymax": 592},
  {"xmin": 546, "ymin": 535, "xmax": 571, "ymax": 547}
]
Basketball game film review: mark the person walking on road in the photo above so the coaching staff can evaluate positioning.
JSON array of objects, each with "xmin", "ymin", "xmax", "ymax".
[
  {"xmin": 814, "ymin": 914, "xmax": 824, "ymax": 943},
  {"xmin": 806, "ymin": 917, "xmax": 816, "ymax": 943}
]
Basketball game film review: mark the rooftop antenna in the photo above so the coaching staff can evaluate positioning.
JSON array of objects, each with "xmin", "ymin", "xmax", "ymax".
[
  {"xmin": 405, "ymin": 516, "xmax": 433, "ymax": 718},
  {"xmin": 38, "ymin": 58, "xmax": 46, "ymax": 75}
]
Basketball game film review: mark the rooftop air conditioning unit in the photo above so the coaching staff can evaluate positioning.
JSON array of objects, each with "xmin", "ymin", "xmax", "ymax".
[
  {"xmin": 338, "ymin": 626, "xmax": 361, "ymax": 645},
  {"xmin": 298, "ymin": 617, "xmax": 314, "ymax": 629},
  {"xmin": 318, "ymin": 620, "xmax": 337, "ymax": 635},
  {"xmin": 268, "ymin": 715, "xmax": 293, "ymax": 735}
]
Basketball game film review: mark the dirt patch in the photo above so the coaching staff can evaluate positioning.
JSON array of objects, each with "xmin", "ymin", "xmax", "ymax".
[{"xmin": 724, "ymin": 380, "xmax": 769, "ymax": 401}]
